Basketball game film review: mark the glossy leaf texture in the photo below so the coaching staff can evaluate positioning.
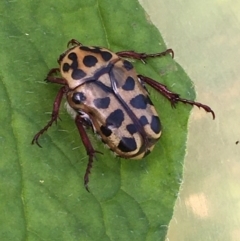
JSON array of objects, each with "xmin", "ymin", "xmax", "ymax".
[{"xmin": 0, "ymin": 0, "xmax": 195, "ymax": 240}]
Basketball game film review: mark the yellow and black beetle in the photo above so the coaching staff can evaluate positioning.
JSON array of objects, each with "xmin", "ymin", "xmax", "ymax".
[{"xmin": 32, "ymin": 39, "xmax": 215, "ymax": 191}]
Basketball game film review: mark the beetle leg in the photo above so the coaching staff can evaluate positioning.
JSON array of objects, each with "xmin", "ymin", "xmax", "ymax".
[
  {"xmin": 67, "ymin": 39, "xmax": 82, "ymax": 47},
  {"xmin": 116, "ymin": 49, "xmax": 174, "ymax": 63},
  {"xmin": 75, "ymin": 115, "xmax": 103, "ymax": 192},
  {"xmin": 138, "ymin": 75, "xmax": 215, "ymax": 119},
  {"xmin": 47, "ymin": 68, "xmax": 60, "ymax": 75},
  {"xmin": 32, "ymin": 86, "xmax": 67, "ymax": 147},
  {"xmin": 45, "ymin": 68, "xmax": 66, "ymax": 85}
]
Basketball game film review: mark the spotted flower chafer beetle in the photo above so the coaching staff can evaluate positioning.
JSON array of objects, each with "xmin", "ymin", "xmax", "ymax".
[{"xmin": 32, "ymin": 39, "xmax": 215, "ymax": 191}]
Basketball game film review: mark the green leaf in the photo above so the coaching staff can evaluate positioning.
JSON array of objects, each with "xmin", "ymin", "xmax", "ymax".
[{"xmin": 0, "ymin": 0, "xmax": 195, "ymax": 240}]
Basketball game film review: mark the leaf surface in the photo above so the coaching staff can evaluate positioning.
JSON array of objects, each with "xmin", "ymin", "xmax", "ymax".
[{"xmin": 0, "ymin": 1, "xmax": 194, "ymax": 240}]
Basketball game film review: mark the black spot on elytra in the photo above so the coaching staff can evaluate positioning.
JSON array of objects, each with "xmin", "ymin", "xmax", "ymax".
[
  {"xmin": 123, "ymin": 60, "xmax": 133, "ymax": 71},
  {"xmin": 139, "ymin": 116, "xmax": 148, "ymax": 126},
  {"xmin": 93, "ymin": 97, "xmax": 110, "ymax": 109},
  {"xmin": 62, "ymin": 63, "xmax": 70, "ymax": 72},
  {"xmin": 80, "ymin": 46, "xmax": 112, "ymax": 62},
  {"xmin": 72, "ymin": 69, "xmax": 86, "ymax": 80},
  {"xmin": 118, "ymin": 137, "xmax": 137, "ymax": 152},
  {"xmin": 68, "ymin": 53, "xmax": 77, "ymax": 62},
  {"xmin": 100, "ymin": 125, "xmax": 112, "ymax": 137},
  {"xmin": 106, "ymin": 109, "xmax": 124, "ymax": 128},
  {"xmin": 68, "ymin": 52, "xmax": 78, "ymax": 61},
  {"xmin": 126, "ymin": 124, "xmax": 137, "ymax": 135},
  {"xmin": 63, "ymin": 52, "xmax": 79, "ymax": 72},
  {"xmin": 151, "ymin": 116, "xmax": 161, "ymax": 134},
  {"xmin": 72, "ymin": 92, "xmax": 86, "ymax": 104},
  {"xmin": 70, "ymin": 60, "xmax": 78, "ymax": 70},
  {"xmin": 130, "ymin": 94, "xmax": 148, "ymax": 109},
  {"xmin": 122, "ymin": 76, "xmax": 135, "ymax": 91},
  {"xmin": 100, "ymin": 51, "xmax": 112, "ymax": 61},
  {"xmin": 83, "ymin": 55, "xmax": 98, "ymax": 67}
]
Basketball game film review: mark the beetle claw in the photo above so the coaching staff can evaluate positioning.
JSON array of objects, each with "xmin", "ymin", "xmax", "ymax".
[
  {"xmin": 31, "ymin": 134, "xmax": 43, "ymax": 148},
  {"xmin": 84, "ymin": 183, "xmax": 90, "ymax": 193},
  {"xmin": 95, "ymin": 150, "xmax": 103, "ymax": 155},
  {"xmin": 35, "ymin": 140, "xmax": 42, "ymax": 148}
]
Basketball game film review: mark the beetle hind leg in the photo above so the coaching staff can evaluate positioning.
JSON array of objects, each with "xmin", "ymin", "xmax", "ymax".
[
  {"xmin": 75, "ymin": 115, "xmax": 103, "ymax": 192},
  {"xmin": 138, "ymin": 75, "xmax": 215, "ymax": 119}
]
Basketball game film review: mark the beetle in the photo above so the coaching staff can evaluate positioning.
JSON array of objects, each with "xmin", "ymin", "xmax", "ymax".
[{"xmin": 32, "ymin": 39, "xmax": 215, "ymax": 191}]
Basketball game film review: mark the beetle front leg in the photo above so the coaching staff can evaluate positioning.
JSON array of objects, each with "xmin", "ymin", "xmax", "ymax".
[
  {"xmin": 32, "ymin": 86, "xmax": 67, "ymax": 147},
  {"xmin": 75, "ymin": 115, "xmax": 103, "ymax": 192},
  {"xmin": 116, "ymin": 49, "xmax": 174, "ymax": 63},
  {"xmin": 138, "ymin": 75, "xmax": 215, "ymax": 119},
  {"xmin": 67, "ymin": 39, "xmax": 83, "ymax": 47},
  {"xmin": 45, "ymin": 68, "xmax": 66, "ymax": 85}
]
